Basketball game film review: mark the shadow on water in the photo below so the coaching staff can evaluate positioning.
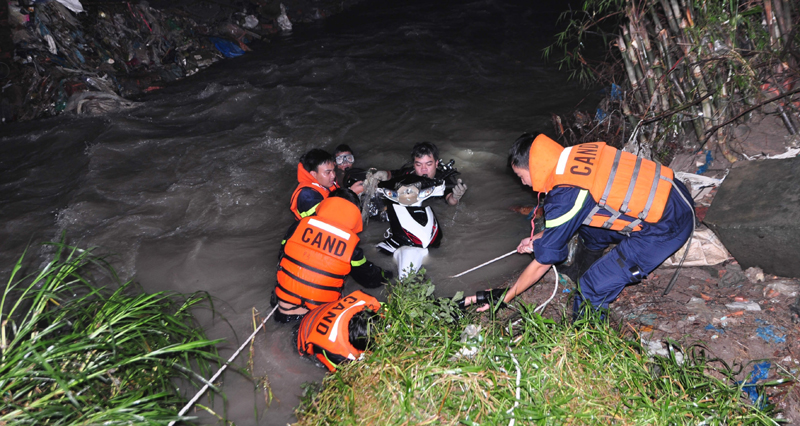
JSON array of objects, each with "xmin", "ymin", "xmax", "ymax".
[{"xmin": 0, "ymin": 0, "xmax": 590, "ymax": 424}]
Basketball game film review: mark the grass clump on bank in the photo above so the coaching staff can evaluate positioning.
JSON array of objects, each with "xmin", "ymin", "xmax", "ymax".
[
  {"xmin": 0, "ymin": 242, "xmax": 227, "ymax": 425},
  {"xmin": 295, "ymin": 271, "xmax": 780, "ymax": 425}
]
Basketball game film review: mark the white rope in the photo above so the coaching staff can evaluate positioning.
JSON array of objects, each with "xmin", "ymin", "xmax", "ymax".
[
  {"xmin": 450, "ymin": 250, "xmax": 517, "ymax": 278},
  {"xmin": 533, "ymin": 265, "xmax": 559, "ymax": 315},
  {"xmin": 506, "ymin": 349, "xmax": 522, "ymax": 426},
  {"xmin": 168, "ymin": 304, "xmax": 279, "ymax": 426}
]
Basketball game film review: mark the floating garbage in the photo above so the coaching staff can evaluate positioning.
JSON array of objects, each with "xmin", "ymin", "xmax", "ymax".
[{"xmin": 2, "ymin": 0, "xmax": 351, "ymax": 123}]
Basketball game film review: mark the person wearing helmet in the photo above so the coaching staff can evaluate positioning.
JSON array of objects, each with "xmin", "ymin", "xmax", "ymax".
[
  {"xmin": 463, "ymin": 133, "xmax": 694, "ymax": 319},
  {"xmin": 297, "ymin": 290, "xmax": 381, "ymax": 371},
  {"xmin": 273, "ymin": 189, "xmax": 393, "ymax": 323},
  {"xmin": 290, "ymin": 149, "xmax": 340, "ymax": 220}
]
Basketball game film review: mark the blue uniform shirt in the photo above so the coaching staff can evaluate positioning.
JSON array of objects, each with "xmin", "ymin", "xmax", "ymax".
[{"xmin": 533, "ymin": 186, "xmax": 647, "ymax": 265}]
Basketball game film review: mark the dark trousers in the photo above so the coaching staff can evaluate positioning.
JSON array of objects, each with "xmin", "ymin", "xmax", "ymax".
[{"xmin": 573, "ymin": 180, "xmax": 694, "ymax": 311}]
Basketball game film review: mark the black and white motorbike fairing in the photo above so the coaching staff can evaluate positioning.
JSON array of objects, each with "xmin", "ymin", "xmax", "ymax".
[{"xmin": 375, "ymin": 174, "xmax": 445, "ymax": 278}]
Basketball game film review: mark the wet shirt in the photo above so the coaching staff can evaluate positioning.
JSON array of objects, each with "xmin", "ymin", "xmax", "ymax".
[{"xmin": 295, "ymin": 187, "xmax": 325, "ymax": 218}]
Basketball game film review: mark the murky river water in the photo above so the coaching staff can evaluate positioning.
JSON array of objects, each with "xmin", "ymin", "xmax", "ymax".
[{"xmin": 0, "ymin": 0, "xmax": 590, "ymax": 423}]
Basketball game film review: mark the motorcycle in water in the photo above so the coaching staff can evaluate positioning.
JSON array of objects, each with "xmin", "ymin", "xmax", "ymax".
[{"xmin": 372, "ymin": 161, "xmax": 459, "ymax": 278}]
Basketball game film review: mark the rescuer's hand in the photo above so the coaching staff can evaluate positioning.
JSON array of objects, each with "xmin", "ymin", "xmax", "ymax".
[
  {"xmin": 458, "ymin": 288, "xmax": 507, "ymax": 311},
  {"xmin": 517, "ymin": 237, "xmax": 534, "ymax": 254},
  {"xmin": 452, "ymin": 179, "xmax": 467, "ymax": 201},
  {"xmin": 372, "ymin": 170, "xmax": 390, "ymax": 181}
]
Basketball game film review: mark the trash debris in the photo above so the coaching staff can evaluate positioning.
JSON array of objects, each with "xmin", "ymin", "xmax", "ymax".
[
  {"xmin": 1, "ymin": 0, "xmax": 352, "ymax": 123},
  {"xmin": 755, "ymin": 320, "xmax": 786, "ymax": 343},
  {"xmin": 745, "ymin": 267, "xmax": 765, "ymax": 284},
  {"xmin": 695, "ymin": 150, "xmax": 714, "ymax": 174},
  {"xmin": 763, "ymin": 280, "xmax": 800, "ymax": 298},
  {"xmin": 705, "ymin": 324, "xmax": 725, "ymax": 334},
  {"xmin": 725, "ymin": 301, "xmax": 761, "ymax": 311},
  {"xmin": 737, "ymin": 361, "xmax": 771, "ymax": 408},
  {"xmin": 641, "ymin": 339, "xmax": 684, "ymax": 365},
  {"xmin": 663, "ymin": 226, "xmax": 731, "ymax": 267},
  {"xmin": 675, "ymin": 171, "xmax": 725, "ymax": 201},
  {"xmin": 742, "ymin": 147, "xmax": 800, "ymax": 160},
  {"xmin": 718, "ymin": 263, "xmax": 748, "ymax": 288},
  {"xmin": 627, "ymin": 312, "xmax": 657, "ymax": 326},
  {"xmin": 685, "ymin": 297, "xmax": 707, "ymax": 311},
  {"xmin": 450, "ymin": 324, "xmax": 483, "ymax": 360},
  {"xmin": 277, "ymin": 3, "xmax": 293, "ymax": 31}
]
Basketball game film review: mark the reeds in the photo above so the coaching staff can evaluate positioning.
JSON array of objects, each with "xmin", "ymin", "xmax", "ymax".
[
  {"xmin": 295, "ymin": 271, "xmax": 783, "ymax": 425},
  {"xmin": 544, "ymin": 0, "xmax": 799, "ymax": 161},
  {"xmin": 0, "ymin": 241, "xmax": 227, "ymax": 425}
]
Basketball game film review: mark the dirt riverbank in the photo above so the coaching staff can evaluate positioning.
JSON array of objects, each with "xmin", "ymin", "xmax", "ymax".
[{"xmin": 505, "ymin": 112, "xmax": 800, "ymax": 424}]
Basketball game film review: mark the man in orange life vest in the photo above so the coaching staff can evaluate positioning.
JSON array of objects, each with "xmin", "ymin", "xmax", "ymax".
[
  {"xmin": 290, "ymin": 149, "xmax": 340, "ymax": 220},
  {"xmin": 465, "ymin": 133, "xmax": 694, "ymax": 317},
  {"xmin": 274, "ymin": 189, "xmax": 392, "ymax": 323},
  {"xmin": 297, "ymin": 290, "xmax": 380, "ymax": 371}
]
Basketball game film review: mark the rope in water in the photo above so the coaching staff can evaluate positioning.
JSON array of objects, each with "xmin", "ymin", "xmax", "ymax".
[{"xmin": 168, "ymin": 304, "xmax": 279, "ymax": 426}]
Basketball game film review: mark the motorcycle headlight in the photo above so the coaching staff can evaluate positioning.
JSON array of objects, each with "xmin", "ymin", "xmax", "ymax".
[
  {"xmin": 418, "ymin": 186, "xmax": 434, "ymax": 199},
  {"xmin": 381, "ymin": 188, "xmax": 398, "ymax": 202}
]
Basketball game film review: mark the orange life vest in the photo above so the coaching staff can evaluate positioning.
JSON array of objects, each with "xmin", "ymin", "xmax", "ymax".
[
  {"xmin": 528, "ymin": 134, "xmax": 674, "ymax": 232},
  {"xmin": 289, "ymin": 163, "xmax": 338, "ymax": 220},
  {"xmin": 297, "ymin": 290, "xmax": 381, "ymax": 372},
  {"xmin": 277, "ymin": 197, "xmax": 364, "ymax": 309}
]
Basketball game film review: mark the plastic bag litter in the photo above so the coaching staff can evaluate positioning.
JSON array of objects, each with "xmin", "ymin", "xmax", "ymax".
[
  {"xmin": 65, "ymin": 92, "xmax": 138, "ymax": 115},
  {"xmin": 675, "ymin": 171, "xmax": 725, "ymax": 200},
  {"xmin": 55, "ymin": 0, "xmax": 84, "ymax": 13},
  {"xmin": 663, "ymin": 225, "xmax": 731, "ymax": 267},
  {"xmin": 277, "ymin": 3, "xmax": 292, "ymax": 31},
  {"xmin": 209, "ymin": 37, "xmax": 245, "ymax": 58}
]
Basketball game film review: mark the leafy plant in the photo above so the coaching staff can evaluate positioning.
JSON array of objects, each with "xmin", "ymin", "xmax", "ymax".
[
  {"xmin": 0, "ymin": 241, "xmax": 228, "ymax": 425},
  {"xmin": 295, "ymin": 270, "xmax": 783, "ymax": 425}
]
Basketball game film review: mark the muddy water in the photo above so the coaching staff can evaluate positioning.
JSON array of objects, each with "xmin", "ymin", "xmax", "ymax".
[{"xmin": 0, "ymin": 0, "xmax": 589, "ymax": 423}]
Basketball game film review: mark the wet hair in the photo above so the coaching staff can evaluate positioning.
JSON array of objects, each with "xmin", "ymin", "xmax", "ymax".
[
  {"xmin": 301, "ymin": 149, "xmax": 335, "ymax": 174},
  {"xmin": 329, "ymin": 188, "xmax": 361, "ymax": 207},
  {"xmin": 334, "ymin": 144, "xmax": 354, "ymax": 156},
  {"xmin": 411, "ymin": 141, "xmax": 439, "ymax": 161},
  {"xmin": 349, "ymin": 309, "xmax": 378, "ymax": 351},
  {"xmin": 508, "ymin": 133, "xmax": 540, "ymax": 170}
]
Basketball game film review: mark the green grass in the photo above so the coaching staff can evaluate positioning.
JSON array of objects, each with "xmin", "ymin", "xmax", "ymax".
[
  {"xmin": 0, "ymin": 241, "xmax": 228, "ymax": 425},
  {"xmin": 295, "ymin": 270, "xmax": 781, "ymax": 425}
]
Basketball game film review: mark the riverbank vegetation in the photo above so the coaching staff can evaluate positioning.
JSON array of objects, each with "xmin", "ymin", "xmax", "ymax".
[
  {"xmin": 543, "ymin": 0, "xmax": 799, "ymax": 162},
  {"xmin": 0, "ymin": 242, "xmax": 228, "ymax": 425},
  {"xmin": 294, "ymin": 271, "xmax": 781, "ymax": 425}
]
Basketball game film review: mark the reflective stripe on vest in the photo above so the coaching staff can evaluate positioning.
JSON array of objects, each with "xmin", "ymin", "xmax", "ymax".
[
  {"xmin": 299, "ymin": 203, "xmax": 320, "ymax": 218},
  {"xmin": 277, "ymin": 216, "xmax": 358, "ymax": 309},
  {"xmin": 290, "ymin": 183, "xmax": 329, "ymax": 220},
  {"xmin": 551, "ymin": 143, "xmax": 673, "ymax": 232}
]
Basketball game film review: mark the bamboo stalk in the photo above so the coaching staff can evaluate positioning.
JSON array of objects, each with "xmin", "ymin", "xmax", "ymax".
[
  {"xmin": 618, "ymin": 33, "xmax": 646, "ymax": 115},
  {"xmin": 769, "ymin": 0, "xmax": 788, "ymax": 45},
  {"xmin": 660, "ymin": 0, "xmax": 681, "ymax": 36},
  {"xmin": 763, "ymin": 0, "xmax": 779, "ymax": 48},
  {"xmin": 623, "ymin": 27, "xmax": 651, "ymax": 111},
  {"xmin": 632, "ymin": 21, "xmax": 662, "ymax": 109}
]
